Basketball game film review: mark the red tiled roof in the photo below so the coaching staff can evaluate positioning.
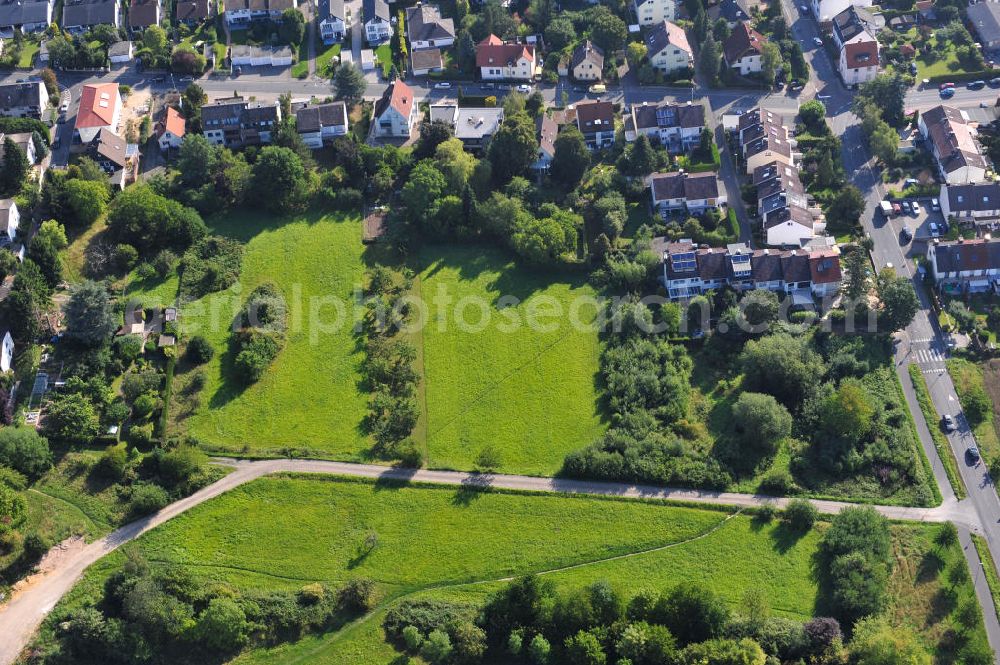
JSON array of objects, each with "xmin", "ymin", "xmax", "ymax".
[
  {"xmin": 844, "ymin": 40, "xmax": 878, "ymax": 69},
  {"xmin": 476, "ymin": 34, "xmax": 535, "ymax": 68},
  {"xmin": 161, "ymin": 106, "xmax": 185, "ymax": 138},
  {"xmin": 75, "ymin": 83, "xmax": 119, "ymax": 130},
  {"xmin": 809, "ymin": 250, "xmax": 842, "ymax": 284},
  {"xmin": 723, "ymin": 22, "xmax": 764, "ymax": 64},
  {"xmin": 373, "ymin": 79, "xmax": 414, "ymax": 121}
]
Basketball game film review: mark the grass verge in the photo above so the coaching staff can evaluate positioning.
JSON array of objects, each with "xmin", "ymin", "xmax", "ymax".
[
  {"xmin": 909, "ymin": 364, "xmax": 966, "ymax": 500},
  {"xmin": 972, "ymin": 534, "xmax": 1000, "ymax": 626},
  {"xmin": 948, "ymin": 358, "xmax": 1000, "ymax": 464}
]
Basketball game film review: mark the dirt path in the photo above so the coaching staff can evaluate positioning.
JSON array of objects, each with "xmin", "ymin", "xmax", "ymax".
[{"xmin": 0, "ymin": 457, "xmax": 984, "ymax": 665}]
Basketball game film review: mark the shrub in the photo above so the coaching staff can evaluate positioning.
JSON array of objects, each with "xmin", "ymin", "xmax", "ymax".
[
  {"xmin": 129, "ymin": 423, "xmax": 156, "ymax": 447},
  {"xmin": 0, "ymin": 427, "xmax": 51, "ymax": 478},
  {"xmin": 180, "ymin": 236, "xmax": 244, "ymax": 298},
  {"xmin": 153, "ymin": 249, "xmax": 178, "ymax": 277},
  {"xmin": 98, "ymin": 444, "xmax": 128, "ymax": 480},
  {"xmin": 114, "ymin": 243, "xmax": 138, "ymax": 271},
  {"xmin": 783, "ymin": 499, "xmax": 818, "ymax": 532},
  {"xmin": 127, "ymin": 482, "xmax": 169, "ymax": 517},
  {"xmin": 132, "ymin": 393, "xmax": 159, "ymax": 420},
  {"xmin": 157, "ymin": 445, "xmax": 207, "ymax": 488},
  {"xmin": 759, "ymin": 468, "xmax": 795, "ymax": 494},
  {"xmin": 186, "ymin": 335, "xmax": 215, "ymax": 364}
]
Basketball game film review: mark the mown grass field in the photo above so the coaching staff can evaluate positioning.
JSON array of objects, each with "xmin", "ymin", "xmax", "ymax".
[
  {"xmin": 174, "ymin": 211, "xmax": 370, "ymax": 458},
  {"xmin": 415, "ymin": 245, "xmax": 605, "ymax": 475},
  {"xmin": 948, "ymin": 358, "xmax": 1000, "ymax": 465},
  {"xmin": 36, "ymin": 476, "xmax": 985, "ymax": 665}
]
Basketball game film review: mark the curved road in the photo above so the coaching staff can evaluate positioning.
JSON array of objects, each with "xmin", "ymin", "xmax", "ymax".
[{"xmin": 0, "ymin": 457, "xmax": 988, "ymax": 665}]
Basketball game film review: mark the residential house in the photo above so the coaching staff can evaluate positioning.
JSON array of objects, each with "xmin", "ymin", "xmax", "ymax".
[
  {"xmin": 267, "ymin": 0, "xmax": 294, "ymax": 19},
  {"xmin": 831, "ymin": 6, "xmax": 879, "ymax": 86},
  {"xmin": 633, "ymin": 0, "xmax": 675, "ymax": 27},
  {"xmin": 295, "ymin": 101, "xmax": 348, "ymax": 148},
  {"xmin": 363, "ymin": 0, "xmax": 391, "ymax": 44},
  {"xmin": 429, "ymin": 103, "xmax": 503, "ymax": 152},
  {"xmin": 109, "ymin": 40, "xmax": 133, "ymax": 63},
  {"xmin": 0, "ymin": 330, "xmax": 13, "ymax": 373},
  {"xmin": 1, "ymin": 132, "xmax": 38, "ymax": 166},
  {"xmin": 657, "ymin": 239, "xmax": 842, "ymax": 300},
  {"xmin": 710, "ymin": 0, "xmax": 751, "ymax": 28},
  {"xmin": 915, "ymin": 0, "xmax": 936, "ymax": 21},
  {"xmin": 737, "ymin": 107, "xmax": 799, "ymax": 174},
  {"xmin": 570, "ymin": 40, "xmax": 604, "ymax": 81},
  {"xmin": 156, "ymin": 106, "xmax": 186, "ymax": 151},
  {"xmin": 764, "ymin": 204, "xmax": 823, "ymax": 247},
  {"xmin": 62, "ymin": 0, "xmax": 121, "ymax": 32},
  {"xmin": 650, "ymin": 171, "xmax": 726, "ymax": 217},
  {"xmin": 74, "ymin": 83, "xmax": 122, "ymax": 144},
  {"xmin": 0, "ymin": 0, "xmax": 53, "ymax": 34},
  {"xmin": 0, "ymin": 199, "xmax": 19, "ymax": 248},
  {"xmin": 202, "ymin": 97, "xmax": 281, "ymax": 147},
  {"xmin": 406, "ymin": 4, "xmax": 454, "ymax": 50},
  {"xmin": 927, "ymin": 237, "xmax": 1000, "ymax": 293},
  {"xmin": 175, "ymin": 0, "xmax": 212, "ymax": 24},
  {"xmin": 645, "ymin": 20, "xmax": 692, "ymax": 75},
  {"xmin": 411, "ymin": 47, "xmax": 444, "ymax": 75},
  {"xmin": 967, "ymin": 2, "xmax": 1000, "ymax": 51},
  {"xmin": 940, "ymin": 182, "xmax": 1000, "ymax": 223},
  {"xmin": 476, "ymin": 34, "xmax": 536, "ymax": 80},
  {"xmin": 230, "ymin": 44, "xmax": 294, "ymax": 66},
  {"xmin": 533, "ymin": 113, "xmax": 557, "ymax": 172},
  {"xmin": 918, "ymin": 104, "xmax": 989, "ymax": 185},
  {"xmin": 625, "ymin": 101, "xmax": 704, "ymax": 151},
  {"xmin": 575, "ymin": 101, "xmax": 616, "ymax": 149},
  {"xmin": 810, "ymin": 0, "xmax": 871, "ymax": 26},
  {"xmin": 372, "ymin": 79, "xmax": 417, "ymax": 138},
  {"xmin": 128, "ymin": 0, "xmax": 159, "ymax": 30},
  {"xmin": 317, "ymin": 0, "xmax": 345, "ymax": 44},
  {"xmin": 0, "ymin": 81, "xmax": 47, "ymax": 118},
  {"xmin": 224, "ymin": 0, "xmax": 293, "ymax": 25},
  {"xmin": 88, "ymin": 127, "xmax": 128, "ymax": 176},
  {"xmin": 723, "ymin": 22, "xmax": 765, "ymax": 75}
]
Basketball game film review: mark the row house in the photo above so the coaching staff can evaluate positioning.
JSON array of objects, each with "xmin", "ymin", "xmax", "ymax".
[
  {"xmin": 753, "ymin": 160, "xmax": 825, "ymax": 247},
  {"xmin": 918, "ymin": 105, "xmax": 990, "ymax": 185},
  {"xmin": 230, "ymin": 44, "xmax": 294, "ymax": 66},
  {"xmin": 624, "ymin": 101, "xmax": 704, "ymax": 152},
  {"xmin": 736, "ymin": 107, "xmax": 799, "ymax": 173},
  {"xmin": 202, "ymin": 97, "xmax": 281, "ymax": 148},
  {"xmin": 62, "ymin": 0, "xmax": 120, "ymax": 32},
  {"xmin": 0, "ymin": 0, "xmax": 53, "ymax": 34},
  {"xmin": 644, "ymin": 20, "xmax": 692, "ymax": 74},
  {"xmin": 927, "ymin": 237, "xmax": 1000, "ymax": 293},
  {"xmin": 224, "ymin": 0, "xmax": 294, "ymax": 26},
  {"xmin": 650, "ymin": 171, "xmax": 726, "ymax": 217},
  {"xmin": 363, "ymin": 0, "xmax": 391, "ymax": 44},
  {"xmin": 295, "ymin": 101, "xmax": 348, "ymax": 148},
  {"xmin": 127, "ymin": 0, "xmax": 160, "ymax": 31},
  {"xmin": 372, "ymin": 80, "xmax": 417, "ymax": 138},
  {"xmin": 0, "ymin": 81, "xmax": 48, "ymax": 119},
  {"xmin": 429, "ymin": 104, "xmax": 503, "ymax": 153},
  {"xmin": 318, "ymin": 0, "xmax": 345, "ymax": 43},
  {"xmin": 476, "ymin": 34, "xmax": 536, "ymax": 80},
  {"xmin": 657, "ymin": 239, "xmax": 842, "ymax": 300},
  {"xmin": 406, "ymin": 4, "xmax": 454, "ymax": 50},
  {"xmin": 633, "ymin": 0, "xmax": 674, "ymax": 26},
  {"xmin": 575, "ymin": 100, "xmax": 615, "ymax": 150},
  {"xmin": 811, "ymin": 0, "xmax": 871, "ymax": 26},
  {"xmin": 831, "ymin": 6, "xmax": 879, "ymax": 87},
  {"xmin": 940, "ymin": 182, "xmax": 1000, "ymax": 223},
  {"xmin": 723, "ymin": 22, "xmax": 765, "ymax": 76},
  {"xmin": 175, "ymin": 0, "xmax": 213, "ymax": 24}
]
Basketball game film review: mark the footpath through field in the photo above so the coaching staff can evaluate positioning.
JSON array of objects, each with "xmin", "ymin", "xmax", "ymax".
[{"xmin": 0, "ymin": 457, "xmax": 988, "ymax": 665}]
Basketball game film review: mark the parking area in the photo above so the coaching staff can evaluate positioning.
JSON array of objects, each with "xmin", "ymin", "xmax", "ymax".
[{"xmin": 878, "ymin": 197, "xmax": 948, "ymax": 267}]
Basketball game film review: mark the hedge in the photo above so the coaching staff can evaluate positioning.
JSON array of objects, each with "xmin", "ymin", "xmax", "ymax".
[{"xmin": 925, "ymin": 70, "xmax": 998, "ymax": 84}]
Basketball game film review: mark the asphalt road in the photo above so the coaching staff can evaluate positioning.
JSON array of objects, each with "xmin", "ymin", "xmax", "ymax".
[{"xmin": 0, "ymin": 456, "xmax": 986, "ymax": 665}]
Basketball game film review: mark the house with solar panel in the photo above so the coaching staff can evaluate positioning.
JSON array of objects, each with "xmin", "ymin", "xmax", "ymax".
[{"xmin": 74, "ymin": 83, "xmax": 121, "ymax": 144}]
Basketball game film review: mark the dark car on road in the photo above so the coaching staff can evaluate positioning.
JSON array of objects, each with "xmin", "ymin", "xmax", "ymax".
[
  {"xmin": 968, "ymin": 80, "xmax": 986, "ymax": 90},
  {"xmin": 991, "ymin": 77, "xmax": 1000, "ymax": 87},
  {"xmin": 940, "ymin": 87, "xmax": 955, "ymax": 98},
  {"xmin": 900, "ymin": 227, "xmax": 913, "ymax": 244},
  {"xmin": 942, "ymin": 414, "xmax": 956, "ymax": 432}
]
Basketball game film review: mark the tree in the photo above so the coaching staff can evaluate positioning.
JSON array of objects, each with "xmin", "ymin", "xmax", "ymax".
[
  {"xmin": 783, "ymin": 499, "xmax": 818, "ymax": 531},
  {"xmin": 177, "ymin": 134, "xmax": 218, "ymax": 187},
  {"xmin": 961, "ymin": 384, "xmax": 991, "ymax": 428},
  {"xmin": 0, "ymin": 427, "xmax": 51, "ymax": 478},
  {"xmin": 251, "ymin": 146, "xmax": 309, "ymax": 213},
  {"xmin": 875, "ymin": 271, "xmax": 918, "ymax": 333},
  {"xmin": 39, "ymin": 68, "xmax": 58, "ymax": 96},
  {"xmin": 620, "ymin": 134, "xmax": 657, "ymax": 177},
  {"xmin": 739, "ymin": 288, "xmax": 779, "ymax": 327},
  {"xmin": 591, "ymin": 8, "xmax": 627, "ymax": 52},
  {"xmin": 141, "ymin": 25, "xmax": 167, "ymax": 53},
  {"xmin": 545, "ymin": 16, "xmax": 576, "ymax": 50},
  {"xmin": 842, "ymin": 246, "xmax": 871, "ymax": 303},
  {"xmin": 825, "ymin": 185, "xmax": 865, "ymax": 233},
  {"xmin": 401, "ymin": 161, "xmax": 447, "ymax": 225},
  {"xmin": 820, "ymin": 379, "xmax": 875, "ymax": 442},
  {"xmin": 816, "ymin": 149, "xmax": 835, "ymax": 188},
  {"xmin": 171, "ymin": 44, "xmax": 206, "ymax": 74},
  {"xmin": 334, "ymin": 62, "xmax": 367, "ymax": 102},
  {"xmin": 456, "ymin": 30, "xmax": 477, "ymax": 72},
  {"xmin": 64, "ymin": 281, "xmax": 116, "ymax": 348},
  {"xmin": 526, "ymin": 91, "xmax": 545, "ymax": 117},
  {"xmin": 799, "ymin": 100, "xmax": 826, "ymax": 133},
  {"xmin": 488, "ymin": 113, "xmax": 538, "ymax": 184},
  {"xmin": 511, "ymin": 214, "xmax": 575, "ymax": 264},
  {"xmin": 43, "ymin": 393, "xmax": 100, "ymax": 446},
  {"xmin": 855, "ymin": 73, "xmax": 908, "ymax": 127},
  {"xmin": 61, "ymin": 179, "xmax": 110, "ymax": 227},
  {"xmin": 699, "ymin": 34, "xmax": 721, "ymax": 86},
  {"xmin": 195, "ymin": 597, "xmax": 249, "ymax": 653},
  {"xmin": 1, "ymin": 137, "xmax": 28, "ymax": 196},
  {"xmin": 0, "ymin": 249, "xmax": 16, "ymax": 284},
  {"xmin": 869, "ymin": 122, "xmax": 899, "ymax": 165},
  {"xmin": 28, "ymin": 219, "xmax": 67, "ymax": 288},
  {"xmin": 652, "ymin": 582, "xmax": 730, "ymax": 645},
  {"xmin": 415, "ymin": 119, "xmax": 453, "ymax": 159},
  {"xmin": 4, "ymin": 259, "xmax": 50, "ymax": 340},
  {"xmin": 739, "ymin": 333, "xmax": 825, "ymax": 408},
  {"xmin": 760, "ymin": 41, "xmax": 782, "ymax": 86},
  {"xmin": 626, "ymin": 41, "xmax": 648, "ymax": 67},
  {"xmin": 421, "ymin": 629, "xmax": 453, "ymax": 664},
  {"xmin": 279, "ymin": 8, "xmax": 306, "ymax": 45},
  {"xmin": 107, "ymin": 185, "xmax": 207, "ymax": 254},
  {"xmin": 731, "ymin": 392, "xmax": 791, "ymax": 457},
  {"xmin": 681, "ymin": 638, "xmax": 766, "ymax": 665},
  {"xmin": 563, "ymin": 630, "xmax": 606, "ymax": 665},
  {"xmin": 0, "ymin": 484, "xmax": 26, "ymax": 536},
  {"xmin": 550, "ymin": 125, "xmax": 590, "ymax": 188}
]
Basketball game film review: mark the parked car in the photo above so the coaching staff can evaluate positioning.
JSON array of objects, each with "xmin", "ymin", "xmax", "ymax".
[
  {"xmin": 892, "ymin": 202, "xmax": 902, "ymax": 215},
  {"xmin": 909, "ymin": 201, "xmax": 919, "ymax": 215},
  {"xmin": 233, "ymin": 66, "xmax": 242, "ymax": 76},
  {"xmin": 929, "ymin": 221, "xmax": 941, "ymax": 237},
  {"xmin": 434, "ymin": 82, "xmax": 451, "ymax": 89},
  {"xmin": 990, "ymin": 77, "xmax": 1000, "ymax": 88},
  {"xmin": 968, "ymin": 80, "xmax": 986, "ymax": 90},
  {"xmin": 900, "ymin": 226, "xmax": 913, "ymax": 243},
  {"xmin": 152, "ymin": 75, "xmax": 166, "ymax": 82},
  {"xmin": 942, "ymin": 414, "xmax": 956, "ymax": 432},
  {"xmin": 813, "ymin": 37, "xmax": 823, "ymax": 47},
  {"xmin": 968, "ymin": 444, "xmax": 981, "ymax": 461},
  {"xmin": 516, "ymin": 83, "xmax": 532, "ymax": 93},
  {"xmin": 940, "ymin": 87, "xmax": 955, "ymax": 99},
  {"xmin": 931, "ymin": 198, "xmax": 940, "ymax": 211},
  {"xmin": 588, "ymin": 83, "xmax": 606, "ymax": 94},
  {"xmin": 940, "ymin": 81, "xmax": 956, "ymax": 89},
  {"xmin": 179, "ymin": 75, "xmax": 194, "ymax": 82},
  {"xmin": 481, "ymin": 82, "xmax": 495, "ymax": 90},
  {"xmin": 909, "ymin": 62, "xmax": 918, "ymax": 75},
  {"xmin": 789, "ymin": 79, "xmax": 804, "ymax": 90},
  {"xmin": 51, "ymin": 136, "xmax": 60, "ymax": 149},
  {"xmin": 59, "ymin": 101, "xmax": 69, "ymax": 114}
]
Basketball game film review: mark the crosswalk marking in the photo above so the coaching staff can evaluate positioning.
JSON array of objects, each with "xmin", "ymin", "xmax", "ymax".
[{"xmin": 914, "ymin": 348, "xmax": 947, "ymax": 365}]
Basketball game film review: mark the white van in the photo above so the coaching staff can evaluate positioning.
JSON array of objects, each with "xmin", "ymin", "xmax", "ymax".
[{"xmin": 879, "ymin": 200, "xmax": 893, "ymax": 217}]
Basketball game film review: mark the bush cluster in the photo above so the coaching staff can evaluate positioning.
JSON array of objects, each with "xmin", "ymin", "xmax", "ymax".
[{"xmin": 232, "ymin": 284, "xmax": 287, "ymax": 385}]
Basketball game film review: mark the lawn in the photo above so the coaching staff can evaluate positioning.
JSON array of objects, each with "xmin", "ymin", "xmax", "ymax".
[
  {"xmin": 175, "ymin": 211, "xmax": 371, "ymax": 458},
  {"xmin": 32, "ymin": 476, "xmax": 987, "ymax": 665},
  {"xmin": 316, "ymin": 42, "xmax": 342, "ymax": 77},
  {"xmin": 59, "ymin": 218, "xmax": 107, "ymax": 285},
  {"xmin": 291, "ymin": 39, "xmax": 309, "ymax": 78},
  {"xmin": 374, "ymin": 43, "xmax": 392, "ymax": 77},
  {"xmin": 947, "ymin": 358, "xmax": 1000, "ymax": 466},
  {"xmin": 17, "ymin": 41, "xmax": 39, "ymax": 69},
  {"xmin": 415, "ymin": 245, "xmax": 605, "ymax": 475}
]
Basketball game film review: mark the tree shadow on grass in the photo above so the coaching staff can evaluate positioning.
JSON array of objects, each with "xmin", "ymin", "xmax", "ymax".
[
  {"xmin": 452, "ymin": 474, "xmax": 492, "ymax": 507},
  {"xmin": 917, "ymin": 548, "xmax": 947, "ymax": 583},
  {"xmin": 769, "ymin": 522, "xmax": 809, "ymax": 555}
]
